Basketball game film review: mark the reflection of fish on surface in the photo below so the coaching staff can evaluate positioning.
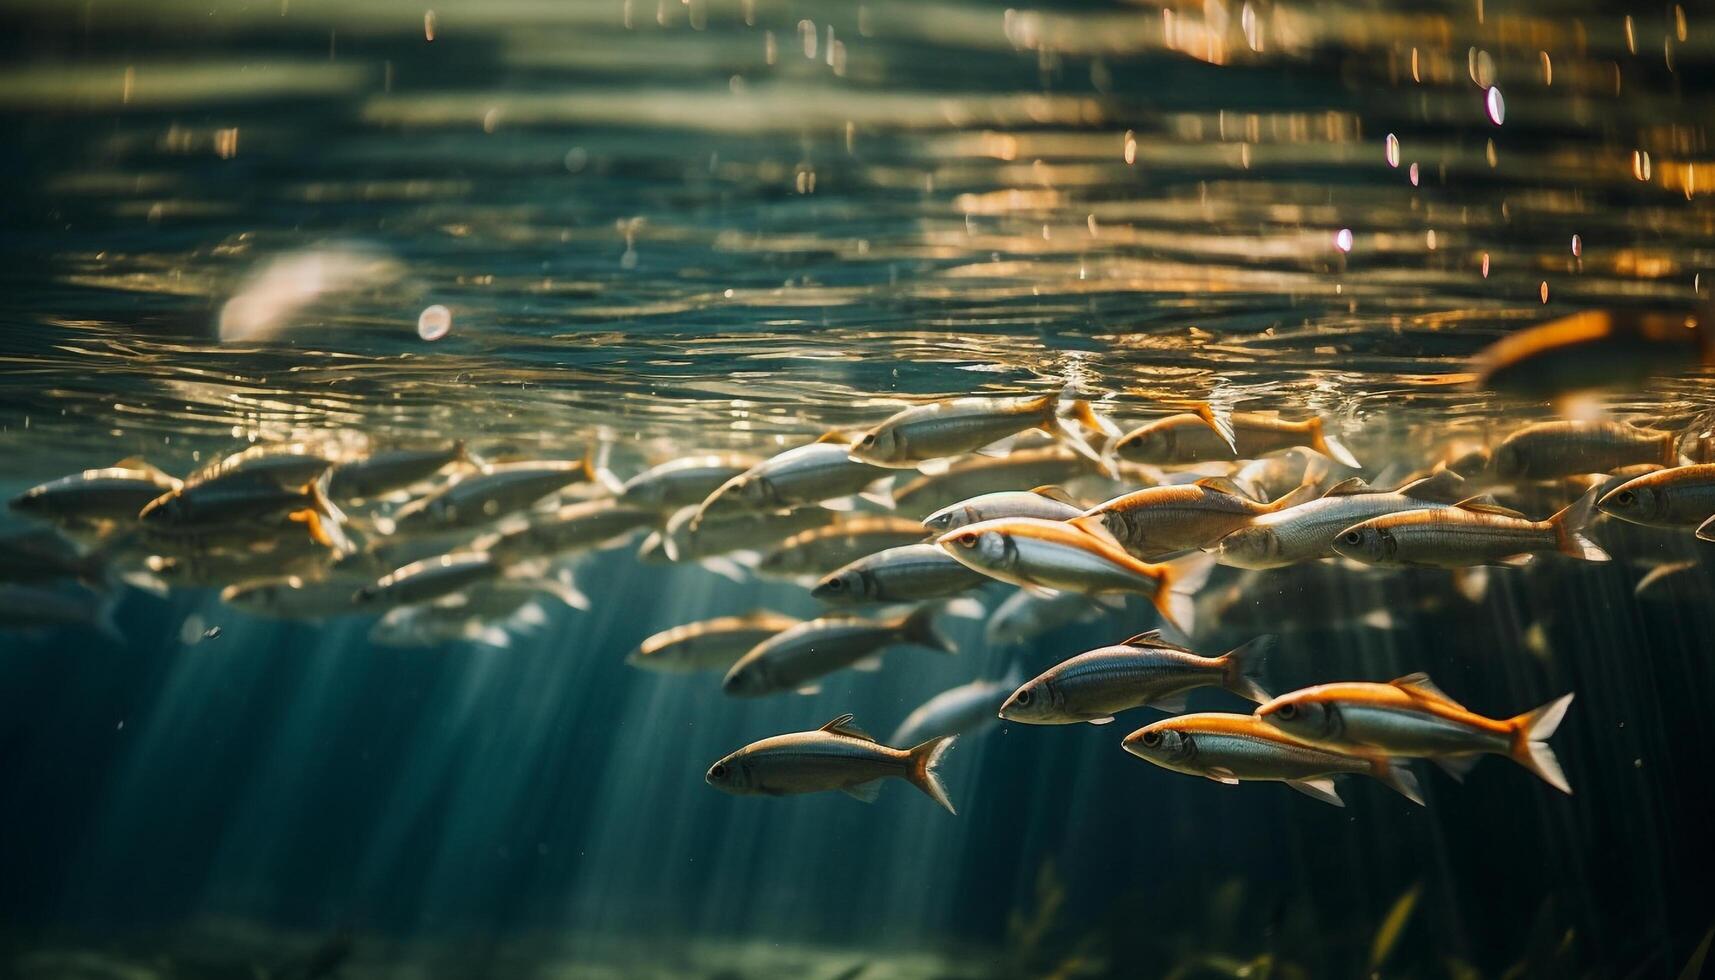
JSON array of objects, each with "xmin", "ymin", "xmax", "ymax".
[{"xmin": 706, "ymin": 713, "xmax": 957, "ymax": 812}]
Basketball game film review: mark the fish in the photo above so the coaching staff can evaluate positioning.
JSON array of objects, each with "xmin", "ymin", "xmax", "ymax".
[
  {"xmin": 389, "ymin": 459, "xmax": 596, "ymax": 532},
  {"xmin": 1473, "ymin": 308, "xmax": 1715, "ymax": 398},
  {"xmin": 1114, "ymin": 409, "xmax": 1358, "ymax": 468},
  {"xmin": 811, "ymin": 542, "xmax": 991, "ymax": 604},
  {"xmin": 368, "ymin": 586, "xmax": 549, "ymax": 649},
  {"xmin": 628, "ymin": 611, "xmax": 802, "ymax": 672},
  {"xmin": 616, "ymin": 453, "xmax": 760, "ymax": 511},
  {"xmin": 1211, "ymin": 471, "xmax": 1468, "ymax": 570},
  {"xmin": 327, "ymin": 443, "xmax": 467, "ymax": 501},
  {"xmin": 0, "ymin": 584, "xmax": 121, "ymax": 642},
  {"xmin": 354, "ymin": 552, "xmax": 511, "ymax": 608},
  {"xmin": 137, "ymin": 465, "xmax": 348, "ymax": 550},
  {"xmin": 1330, "ymin": 490, "xmax": 1610, "ymax": 567},
  {"xmin": 476, "ymin": 498, "xmax": 659, "ymax": 563},
  {"xmin": 935, "ymin": 517, "xmax": 1214, "ymax": 635},
  {"xmin": 1596, "ymin": 464, "xmax": 1715, "ymax": 534},
  {"xmin": 722, "ymin": 605, "xmax": 955, "ymax": 697},
  {"xmin": 0, "ymin": 526, "xmax": 110, "ymax": 589},
  {"xmin": 140, "ymin": 536, "xmax": 334, "ymax": 589},
  {"xmin": 922, "ymin": 486, "xmax": 1085, "ymax": 533},
  {"xmin": 693, "ymin": 437, "xmax": 892, "ymax": 525},
  {"xmin": 985, "ymin": 588, "xmax": 1112, "ymax": 647},
  {"xmin": 221, "ymin": 575, "xmax": 372, "ymax": 619},
  {"xmin": 1234, "ymin": 449, "xmax": 1331, "ymax": 503},
  {"xmin": 757, "ymin": 517, "xmax": 928, "ymax": 578},
  {"xmin": 1121, "ymin": 712, "xmax": 1423, "ymax": 807},
  {"xmin": 183, "ymin": 443, "xmax": 336, "ymax": 489},
  {"xmin": 656, "ymin": 503, "xmax": 837, "ymax": 568},
  {"xmin": 890, "ymin": 446, "xmax": 1103, "ymax": 517},
  {"xmin": 1254, "ymin": 672, "xmax": 1575, "ymax": 793},
  {"xmin": 1489, "ymin": 419, "xmax": 1682, "ymax": 481},
  {"xmin": 889, "ymin": 664, "xmax": 1023, "ymax": 747},
  {"xmin": 847, "ymin": 389, "xmax": 1115, "ymax": 471},
  {"xmin": 998, "ymin": 632, "xmax": 1272, "ymax": 725},
  {"xmin": 1070, "ymin": 476, "xmax": 1318, "ymax": 561},
  {"xmin": 8, "ymin": 458, "xmax": 182, "ymax": 526},
  {"xmin": 705, "ymin": 713, "xmax": 957, "ymax": 812}
]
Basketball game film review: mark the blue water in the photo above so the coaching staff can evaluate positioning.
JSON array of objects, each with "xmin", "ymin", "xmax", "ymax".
[{"xmin": 2, "ymin": 0, "xmax": 1714, "ymax": 976}]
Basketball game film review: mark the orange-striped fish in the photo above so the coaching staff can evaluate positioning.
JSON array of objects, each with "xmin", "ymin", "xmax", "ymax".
[
  {"xmin": 1597, "ymin": 463, "xmax": 1715, "ymax": 538},
  {"xmin": 1115, "ymin": 410, "xmax": 1358, "ymax": 468},
  {"xmin": 706, "ymin": 713, "xmax": 957, "ymax": 812},
  {"xmin": 935, "ymin": 517, "xmax": 1213, "ymax": 634},
  {"xmin": 1072, "ymin": 476, "xmax": 1317, "ymax": 561},
  {"xmin": 849, "ymin": 389, "xmax": 1116, "ymax": 471},
  {"xmin": 1330, "ymin": 490, "xmax": 1609, "ymax": 568},
  {"xmin": 1254, "ymin": 673, "xmax": 1574, "ymax": 794},
  {"xmin": 1121, "ymin": 712, "xmax": 1423, "ymax": 807},
  {"xmin": 1489, "ymin": 419, "xmax": 1681, "ymax": 481}
]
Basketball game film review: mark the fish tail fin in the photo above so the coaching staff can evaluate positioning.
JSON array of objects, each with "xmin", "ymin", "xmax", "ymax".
[
  {"xmin": 1548, "ymin": 488, "xmax": 1610, "ymax": 562},
  {"xmin": 1697, "ymin": 514, "xmax": 1715, "ymax": 543},
  {"xmin": 904, "ymin": 734, "xmax": 958, "ymax": 814},
  {"xmin": 1509, "ymin": 693, "xmax": 1575, "ymax": 794},
  {"xmin": 582, "ymin": 442, "xmax": 626, "ymax": 495},
  {"xmin": 1219, "ymin": 634, "xmax": 1274, "ymax": 703},
  {"xmin": 1261, "ymin": 478, "xmax": 1319, "ymax": 512},
  {"xmin": 1370, "ymin": 757, "xmax": 1426, "ymax": 806},
  {"xmin": 1060, "ymin": 397, "xmax": 1122, "ymax": 438},
  {"xmin": 1308, "ymin": 417, "xmax": 1362, "ymax": 468},
  {"xmin": 291, "ymin": 477, "xmax": 351, "ymax": 552},
  {"xmin": 1151, "ymin": 551, "xmax": 1215, "ymax": 640},
  {"xmin": 1192, "ymin": 401, "xmax": 1237, "ymax": 454},
  {"xmin": 902, "ymin": 604, "xmax": 957, "ymax": 654},
  {"xmin": 1050, "ymin": 415, "xmax": 1117, "ymax": 476}
]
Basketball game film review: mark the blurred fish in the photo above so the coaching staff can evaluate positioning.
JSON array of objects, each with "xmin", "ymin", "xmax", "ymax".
[
  {"xmin": 1332, "ymin": 490, "xmax": 1609, "ymax": 567},
  {"xmin": 477, "ymin": 498, "xmax": 658, "ymax": 563},
  {"xmin": 985, "ymin": 588, "xmax": 1112, "ymax": 647},
  {"xmin": 1071, "ymin": 476, "xmax": 1317, "ymax": 561},
  {"xmin": 1115, "ymin": 410, "xmax": 1357, "ymax": 468},
  {"xmin": 757, "ymin": 517, "xmax": 928, "ymax": 579},
  {"xmin": 922, "ymin": 486, "xmax": 1085, "ymax": 533},
  {"xmin": 705, "ymin": 713, "xmax": 957, "ymax": 812},
  {"xmin": 891, "ymin": 446, "xmax": 1101, "ymax": 517},
  {"xmin": 184, "ymin": 443, "xmax": 336, "ymax": 489},
  {"xmin": 655, "ymin": 503, "xmax": 836, "ymax": 574},
  {"xmin": 9, "ymin": 458, "xmax": 181, "ymax": 526},
  {"xmin": 628, "ymin": 610, "xmax": 802, "ymax": 673},
  {"xmin": 1212, "ymin": 471, "xmax": 1467, "ymax": 570},
  {"xmin": 368, "ymin": 587, "xmax": 548, "ymax": 649},
  {"xmin": 1235, "ymin": 449, "xmax": 1331, "ymax": 503},
  {"xmin": 811, "ymin": 542, "xmax": 990, "ymax": 604},
  {"xmin": 1490, "ymin": 419, "xmax": 1682, "ymax": 481},
  {"xmin": 722, "ymin": 605, "xmax": 955, "ymax": 697},
  {"xmin": 0, "ymin": 526, "xmax": 110, "ymax": 588},
  {"xmin": 327, "ymin": 443, "xmax": 467, "ymax": 501},
  {"xmin": 138, "ymin": 462, "xmax": 348, "ymax": 550},
  {"xmin": 1121, "ymin": 712, "xmax": 1423, "ymax": 807},
  {"xmin": 1000, "ymin": 632, "xmax": 1272, "ymax": 725},
  {"xmin": 848, "ymin": 389, "xmax": 1115, "ymax": 471},
  {"xmin": 222, "ymin": 576, "xmax": 371, "ymax": 619},
  {"xmin": 936, "ymin": 518, "xmax": 1214, "ymax": 634},
  {"xmin": 142, "ymin": 535, "xmax": 333, "ymax": 589},
  {"xmin": 693, "ymin": 437, "xmax": 892, "ymax": 525},
  {"xmin": 0, "ymin": 585, "xmax": 121, "ymax": 642},
  {"xmin": 890, "ymin": 664, "xmax": 1023, "ymax": 747},
  {"xmin": 354, "ymin": 552, "xmax": 577, "ymax": 609},
  {"xmin": 616, "ymin": 453, "xmax": 760, "ymax": 511},
  {"xmin": 1473, "ymin": 309, "xmax": 1715, "ymax": 398},
  {"xmin": 1597, "ymin": 464, "xmax": 1715, "ymax": 535},
  {"xmin": 1255, "ymin": 673, "xmax": 1574, "ymax": 793},
  {"xmin": 390, "ymin": 459, "xmax": 596, "ymax": 532}
]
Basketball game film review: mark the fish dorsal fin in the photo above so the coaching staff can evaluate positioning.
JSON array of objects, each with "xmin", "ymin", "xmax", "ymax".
[
  {"xmin": 1029, "ymin": 485, "xmax": 1078, "ymax": 505},
  {"xmin": 1453, "ymin": 496, "xmax": 1527, "ymax": 519},
  {"xmin": 816, "ymin": 430, "xmax": 852, "ymax": 445},
  {"xmin": 1389, "ymin": 672, "xmax": 1466, "ymax": 710},
  {"xmin": 1321, "ymin": 477, "xmax": 1373, "ymax": 497},
  {"xmin": 113, "ymin": 455, "xmax": 175, "ymax": 482},
  {"xmin": 1193, "ymin": 476, "xmax": 1249, "ymax": 497},
  {"xmin": 1120, "ymin": 629, "xmax": 1169, "ymax": 648},
  {"xmin": 819, "ymin": 713, "xmax": 876, "ymax": 741}
]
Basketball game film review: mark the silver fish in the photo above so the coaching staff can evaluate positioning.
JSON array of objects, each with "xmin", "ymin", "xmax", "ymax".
[
  {"xmin": 1331, "ymin": 491, "xmax": 1609, "ymax": 567},
  {"xmin": 328, "ymin": 443, "xmax": 467, "ymax": 501},
  {"xmin": 706, "ymin": 713, "xmax": 957, "ymax": 812},
  {"xmin": 757, "ymin": 518, "xmax": 928, "ymax": 579},
  {"xmin": 391, "ymin": 459, "xmax": 595, "ymax": 532},
  {"xmin": 1489, "ymin": 419, "xmax": 1680, "ymax": 481},
  {"xmin": 1212, "ymin": 471, "xmax": 1466, "ymax": 570},
  {"xmin": 922, "ymin": 486, "xmax": 1084, "ymax": 533},
  {"xmin": 722, "ymin": 605, "xmax": 953, "ymax": 697},
  {"xmin": 890, "ymin": 665, "xmax": 1023, "ymax": 747},
  {"xmin": 222, "ymin": 575, "xmax": 371, "ymax": 619},
  {"xmin": 355, "ymin": 552, "xmax": 504, "ymax": 608},
  {"xmin": 891, "ymin": 446, "xmax": 1102, "ymax": 517},
  {"xmin": 9, "ymin": 458, "xmax": 181, "ymax": 526},
  {"xmin": 811, "ymin": 543, "xmax": 989, "ymax": 604},
  {"xmin": 999, "ymin": 632, "xmax": 1271, "ymax": 725},
  {"xmin": 694, "ymin": 438, "xmax": 891, "ymax": 525},
  {"xmin": 479, "ymin": 498, "xmax": 659, "ymax": 563},
  {"xmin": 985, "ymin": 588, "xmax": 1112, "ymax": 647},
  {"xmin": 627, "ymin": 610, "xmax": 802, "ymax": 673},
  {"xmin": 848, "ymin": 389, "xmax": 1114, "ymax": 470},
  {"xmin": 617, "ymin": 454, "xmax": 760, "ymax": 511}
]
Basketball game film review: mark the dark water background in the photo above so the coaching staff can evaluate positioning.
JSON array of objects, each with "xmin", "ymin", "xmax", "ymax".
[{"xmin": 2, "ymin": 0, "xmax": 1714, "ymax": 976}]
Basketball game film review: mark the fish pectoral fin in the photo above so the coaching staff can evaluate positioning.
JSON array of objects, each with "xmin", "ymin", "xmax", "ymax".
[
  {"xmin": 1431, "ymin": 753, "xmax": 1484, "ymax": 783},
  {"xmin": 841, "ymin": 780, "xmax": 884, "ymax": 804},
  {"xmin": 795, "ymin": 684, "xmax": 823, "ymax": 696},
  {"xmin": 1285, "ymin": 777, "xmax": 1346, "ymax": 807},
  {"xmin": 1205, "ymin": 767, "xmax": 1241, "ymax": 785},
  {"xmin": 915, "ymin": 458, "xmax": 955, "ymax": 476},
  {"xmin": 1023, "ymin": 584, "xmax": 1062, "ymax": 598},
  {"xmin": 1150, "ymin": 694, "xmax": 1189, "ymax": 713},
  {"xmin": 1085, "ymin": 716, "xmax": 1116, "ymax": 726},
  {"xmin": 698, "ymin": 557, "xmax": 750, "ymax": 583},
  {"xmin": 851, "ymin": 654, "xmax": 884, "ymax": 672},
  {"xmin": 821, "ymin": 496, "xmax": 858, "ymax": 512},
  {"xmin": 1492, "ymin": 553, "xmax": 1536, "ymax": 568},
  {"xmin": 1092, "ymin": 594, "xmax": 1127, "ymax": 610}
]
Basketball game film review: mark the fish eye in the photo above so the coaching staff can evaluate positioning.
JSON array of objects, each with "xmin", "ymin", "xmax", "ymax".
[
  {"xmin": 824, "ymin": 578, "xmax": 844, "ymax": 590},
  {"xmin": 860, "ymin": 434, "xmax": 876, "ymax": 447},
  {"xmin": 710, "ymin": 764, "xmax": 726, "ymax": 778},
  {"xmin": 957, "ymin": 532, "xmax": 979, "ymax": 548},
  {"xmin": 1615, "ymin": 491, "xmax": 1634, "ymax": 505},
  {"xmin": 1277, "ymin": 703, "xmax": 1298, "ymax": 720},
  {"xmin": 1140, "ymin": 730, "xmax": 1161, "ymax": 747},
  {"xmin": 1342, "ymin": 530, "xmax": 1363, "ymax": 545},
  {"xmin": 1015, "ymin": 689, "xmax": 1032, "ymax": 706}
]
